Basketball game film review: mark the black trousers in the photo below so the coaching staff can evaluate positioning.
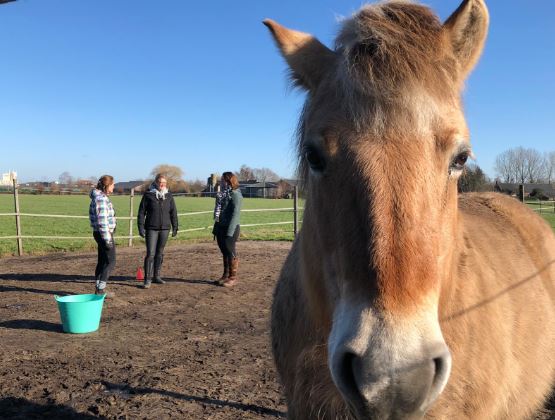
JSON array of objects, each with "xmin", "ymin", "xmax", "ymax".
[
  {"xmin": 216, "ymin": 225, "xmax": 240, "ymax": 258},
  {"xmin": 144, "ymin": 229, "xmax": 169, "ymax": 276},
  {"xmin": 93, "ymin": 231, "xmax": 116, "ymax": 290}
]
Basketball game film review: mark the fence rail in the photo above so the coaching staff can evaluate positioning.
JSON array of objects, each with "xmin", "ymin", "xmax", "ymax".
[
  {"xmin": 0, "ymin": 180, "xmax": 302, "ymax": 256},
  {"xmin": 526, "ymin": 200, "xmax": 555, "ymax": 213}
]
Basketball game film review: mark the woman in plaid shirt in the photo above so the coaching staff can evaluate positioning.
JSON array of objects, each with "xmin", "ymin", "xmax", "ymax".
[{"xmin": 89, "ymin": 175, "xmax": 117, "ymax": 295}]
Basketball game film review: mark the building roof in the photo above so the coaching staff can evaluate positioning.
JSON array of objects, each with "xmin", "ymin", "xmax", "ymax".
[
  {"xmin": 495, "ymin": 181, "xmax": 555, "ymax": 197},
  {"xmin": 239, "ymin": 182, "xmax": 279, "ymax": 189},
  {"xmin": 114, "ymin": 180, "xmax": 145, "ymax": 190}
]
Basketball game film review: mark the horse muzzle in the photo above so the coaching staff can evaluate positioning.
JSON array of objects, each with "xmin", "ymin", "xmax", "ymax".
[{"xmin": 328, "ymin": 303, "xmax": 452, "ymax": 419}]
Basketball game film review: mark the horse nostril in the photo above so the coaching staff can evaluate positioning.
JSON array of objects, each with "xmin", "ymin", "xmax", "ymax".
[
  {"xmin": 332, "ymin": 350, "xmax": 368, "ymax": 412},
  {"xmin": 339, "ymin": 352, "xmax": 358, "ymax": 395},
  {"xmin": 425, "ymin": 352, "xmax": 452, "ymax": 409}
]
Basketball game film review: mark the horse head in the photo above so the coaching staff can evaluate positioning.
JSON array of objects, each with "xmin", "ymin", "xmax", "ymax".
[{"xmin": 265, "ymin": 1, "xmax": 489, "ymax": 417}]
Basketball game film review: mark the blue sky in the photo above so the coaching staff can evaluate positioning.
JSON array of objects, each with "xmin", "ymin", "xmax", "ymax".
[{"xmin": 1, "ymin": 0, "xmax": 553, "ymax": 183}]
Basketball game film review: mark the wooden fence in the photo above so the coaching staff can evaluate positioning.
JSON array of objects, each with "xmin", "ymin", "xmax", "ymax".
[{"xmin": 0, "ymin": 179, "xmax": 301, "ymax": 256}]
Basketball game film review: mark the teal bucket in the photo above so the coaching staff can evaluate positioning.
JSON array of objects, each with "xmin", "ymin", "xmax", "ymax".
[{"xmin": 55, "ymin": 294, "xmax": 106, "ymax": 334}]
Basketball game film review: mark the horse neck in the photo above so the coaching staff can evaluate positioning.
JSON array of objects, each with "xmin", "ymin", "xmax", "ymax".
[{"xmin": 438, "ymin": 212, "xmax": 468, "ymax": 321}]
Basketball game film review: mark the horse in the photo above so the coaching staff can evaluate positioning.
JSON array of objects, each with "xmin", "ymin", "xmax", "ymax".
[{"xmin": 264, "ymin": 1, "xmax": 555, "ymax": 418}]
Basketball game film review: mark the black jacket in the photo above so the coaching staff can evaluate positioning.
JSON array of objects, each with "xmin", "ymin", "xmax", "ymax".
[{"xmin": 137, "ymin": 191, "xmax": 178, "ymax": 232}]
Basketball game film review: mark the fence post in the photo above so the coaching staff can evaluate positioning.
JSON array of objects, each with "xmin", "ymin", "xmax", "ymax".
[
  {"xmin": 13, "ymin": 178, "xmax": 23, "ymax": 256},
  {"xmin": 293, "ymin": 185, "xmax": 298, "ymax": 236},
  {"xmin": 539, "ymin": 200, "xmax": 542, "ymax": 214},
  {"xmin": 128, "ymin": 188, "xmax": 135, "ymax": 247}
]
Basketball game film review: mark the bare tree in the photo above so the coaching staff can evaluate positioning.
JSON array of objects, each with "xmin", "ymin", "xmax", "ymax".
[
  {"xmin": 252, "ymin": 167, "xmax": 280, "ymax": 183},
  {"xmin": 494, "ymin": 151, "xmax": 514, "ymax": 183},
  {"xmin": 494, "ymin": 147, "xmax": 547, "ymax": 184},
  {"xmin": 187, "ymin": 179, "xmax": 206, "ymax": 194},
  {"xmin": 524, "ymin": 148, "xmax": 545, "ymax": 183},
  {"xmin": 544, "ymin": 151, "xmax": 555, "ymax": 184},
  {"xmin": 150, "ymin": 164, "xmax": 185, "ymax": 191},
  {"xmin": 58, "ymin": 171, "xmax": 73, "ymax": 186},
  {"xmin": 237, "ymin": 165, "xmax": 255, "ymax": 182}
]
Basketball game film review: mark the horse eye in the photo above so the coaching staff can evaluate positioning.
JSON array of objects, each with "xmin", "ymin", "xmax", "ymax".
[
  {"xmin": 451, "ymin": 151, "xmax": 469, "ymax": 171},
  {"xmin": 305, "ymin": 147, "xmax": 326, "ymax": 172}
]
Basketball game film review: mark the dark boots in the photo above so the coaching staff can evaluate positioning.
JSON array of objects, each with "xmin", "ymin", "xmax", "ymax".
[
  {"xmin": 217, "ymin": 256, "xmax": 230, "ymax": 285},
  {"xmin": 152, "ymin": 255, "xmax": 165, "ymax": 284},
  {"xmin": 143, "ymin": 259, "xmax": 154, "ymax": 289},
  {"xmin": 223, "ymin": 258, "xmax": 238, "ymax": 288}
]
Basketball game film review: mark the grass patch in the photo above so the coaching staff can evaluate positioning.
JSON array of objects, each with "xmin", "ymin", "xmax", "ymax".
[
  {"xmin": 0, "ymin": 194, "xmax": 303, "ymax": 256},
  {"xmin": 526, "ymin": 201, "xmax": 555, "ymax": 231}
]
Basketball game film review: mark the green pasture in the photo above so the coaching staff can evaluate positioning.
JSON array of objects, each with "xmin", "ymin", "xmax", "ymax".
[
  {"xmin": 1, "ymin": 194, "xmax": 553, "ymax": 257},
  {"xmin": 525, "ymin": 201, "xmax": 555, "ymax": 231},
  {"xmin": 0, "ymin": 194, "xmax": 304, "ymax": 256}
]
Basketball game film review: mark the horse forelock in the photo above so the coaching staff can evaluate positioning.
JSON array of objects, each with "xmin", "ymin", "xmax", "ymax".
[
  {"xmin": 335, "ymin": 1, "xmax": 459, "ymax": 105},
  {"xmin": 295, "ymin": 1, "xmax": 462, "ymax": 189}
]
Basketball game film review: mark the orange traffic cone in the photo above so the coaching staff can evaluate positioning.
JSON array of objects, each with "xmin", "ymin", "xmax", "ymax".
[{"xmin": 136, "ymin": 267, "xmax": 144, "ymax": 281}]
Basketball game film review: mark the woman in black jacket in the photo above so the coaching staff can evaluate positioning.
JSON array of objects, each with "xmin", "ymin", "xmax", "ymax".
[{"xmin": 137, "ymin": 174, "xmax": 178, "ymax": 289}]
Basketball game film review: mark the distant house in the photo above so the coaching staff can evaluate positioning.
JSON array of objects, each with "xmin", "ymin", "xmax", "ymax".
[
  {"xmin": 114, "ymin": 180, "xmax": 146, "ymax": 194},
  {"xmin": 239, "ymin": 179, "xmax": 300, "ymax": 198},
  {"xmin": 239, "ymin": 181, "xmax": 279, "ymax": 198},
  {"xmin": 200, "ymin": 174, "xmax": 299, "ymax": 198},
  {"xmin": 277, "ymin": 179, "xmax": 299, "ymax": 199},
  {"xmin": 494, "ymin": 181, "xmax": 555, "ymax": 199}
]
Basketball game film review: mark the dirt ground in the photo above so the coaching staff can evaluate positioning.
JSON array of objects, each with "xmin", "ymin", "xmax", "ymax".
[
  {"xmin": 0, "ymin": 241, "xmax": 553, "ymax": 420},
  {"xmin": 0, "ymin": 241, "xmax": 290, "ymax": 419}
]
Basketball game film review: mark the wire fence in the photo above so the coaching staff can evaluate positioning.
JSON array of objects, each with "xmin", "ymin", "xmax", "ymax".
[{"xmin": 0, "ymin": 180, "xmax": 302, "ymax": 256}]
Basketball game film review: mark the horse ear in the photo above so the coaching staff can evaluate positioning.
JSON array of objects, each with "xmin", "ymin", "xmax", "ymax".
[
  {"xmin": 263, "ymin": 19, "xmax": 336, "ymax": 91},
  {"xmin": 443, "ymin": 0, "xmax": 489, "ymax": 78}
]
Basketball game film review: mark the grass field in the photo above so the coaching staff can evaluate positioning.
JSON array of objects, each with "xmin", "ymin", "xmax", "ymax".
[
  {"xmin": 1, "ymin": 194, "xmax": 553, "ymax": 257},
  {"xmin": 526, "ymin": 201, "xmax": 555, "ymax": 231},
  {"xmin": 0, "ymin": 194, "xmax": 304, "ymax": 256}
]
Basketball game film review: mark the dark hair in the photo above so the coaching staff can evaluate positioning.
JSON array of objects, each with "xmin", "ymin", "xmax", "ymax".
[
  {"xmin": 222, "ymin": 172, "xmax": 240, "ymax": 190},
  {"xmin": 96, "ymin": 175, "xmax": 114, "ymax": 193}
]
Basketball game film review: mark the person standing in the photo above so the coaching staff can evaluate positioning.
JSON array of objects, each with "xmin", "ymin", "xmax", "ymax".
[
  {"xmin": 89, "ymin": 175, "xmax": 117, "ymax": 295},
  {"xmin": 213, "ymin": 176, "xmax": 232, "ymax": 282},
  {"xmin": 214, "ymin": 172, "xmax": 242, "ymax": 287},
  {"xmin": 137, "ymin": 174, "xmax": 178, "ymax": 289}
]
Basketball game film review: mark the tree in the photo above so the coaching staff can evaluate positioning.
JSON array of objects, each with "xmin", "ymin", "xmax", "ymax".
[
  {"xmin": 544, "ymin": 151, "xmax": 555, "ymax": 184},
  {"xmin": 524, "ymin": 148, "xmax": 545, "ymax": 183},
  {"xmin": 237, "ymin": 165, "xmax": 255, "ymax": 182},
  {"xmin": 458, "ymin": 163, "xmax": 490, "ymax": 193},
  {"xmin": 494, "ymin": 147, "xmax": 547, "ymax": 184},
  {"xmin": 252, "ymin": 167, "xmax": 280, "ymax": 183},
  {"xmin": 187, "ymin": 179, "xmax": 206, "ymax": 194},
  {"xmin": 58, "ymin": 171, "xmax": 73, "ymax": 186},
  {"xmin": 150, "ymin": 164, "xmax": 185, "ymax": 191}
]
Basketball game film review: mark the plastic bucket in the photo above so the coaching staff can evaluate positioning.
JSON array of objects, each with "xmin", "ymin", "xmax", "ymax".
[{"xmin": 55, "ymin": 294, "xmax": 106, "ymax": 334}]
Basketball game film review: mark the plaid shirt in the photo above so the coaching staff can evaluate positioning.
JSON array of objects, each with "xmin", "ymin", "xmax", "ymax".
[{"xmin": 89, "ymin": 189, "xmax": 116, "ymax": 242}]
